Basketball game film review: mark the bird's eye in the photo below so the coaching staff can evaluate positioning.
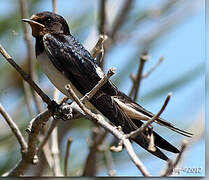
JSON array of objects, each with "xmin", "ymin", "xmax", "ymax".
[{"xmin": 46, "ymin": 18, "xmax": 52, "ymax": 23}]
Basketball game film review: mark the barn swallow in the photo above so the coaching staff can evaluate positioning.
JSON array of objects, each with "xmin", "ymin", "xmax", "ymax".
[{"xmin": 22, "ymin": 11, "xmax": 192, "ymax": 161}]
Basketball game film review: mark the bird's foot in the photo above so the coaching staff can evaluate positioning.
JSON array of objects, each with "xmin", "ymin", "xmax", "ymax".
[
  {"xmin": 48, "ymin": 100, "xmax": 73, "ymax": 121},
  {"xmin": 56, "ymin": 102, "xmax": 73, "ymax": 121}
]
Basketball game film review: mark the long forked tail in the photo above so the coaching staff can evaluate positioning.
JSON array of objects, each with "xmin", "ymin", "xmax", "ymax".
[
  {"xmin": 133, "ymin": 132, "xmax": 170, "ymax": 161},
  {"xmin": 154, "ymin": 117, "xmax": 193, "ymax": 137},
  {"xmin": 132, "ymin": 119, "xmax": 180, "ymax": 155},
  {"xmin": 131, "ymin": 118, "xmax": 184, "ymax": 161},
  {"xmin": 114, "ymin": 91, "xmax": 193, "ymax": 138},
  {"xmin": 91, "ymin": 93, "xmax": 181, "ymax": 161}
]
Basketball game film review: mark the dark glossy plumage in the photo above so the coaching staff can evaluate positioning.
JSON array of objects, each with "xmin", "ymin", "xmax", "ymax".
[
  {"xmin": 24, "ymin": 11, "xmax": 193, "ymax": 161},
  {"xmin": 41, "ymin": 33, "xmax": 182, "ymax": 160}
]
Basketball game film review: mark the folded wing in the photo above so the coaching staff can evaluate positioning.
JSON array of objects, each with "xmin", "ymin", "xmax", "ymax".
[{"xmin": 43, "ymin": 33, "xmax": 190, "ymax": 161}]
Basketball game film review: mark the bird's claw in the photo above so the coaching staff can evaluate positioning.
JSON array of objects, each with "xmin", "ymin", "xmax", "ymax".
[
  {"xmin": 58, "ymin": 102, "xmax": 73, "ymax": 121},
  {"xmin": 49, "ymin": 101, "xmax": 73, "ymax": 121}
]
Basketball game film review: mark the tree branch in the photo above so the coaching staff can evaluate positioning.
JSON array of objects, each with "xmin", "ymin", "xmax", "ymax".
[
  {"xmin": 0, "ymin": 44, "xmax": 53, "ymax": 107},
  {"xmin": 79, "ymin": 68, "xmax": 114, "ymax": 176},
  {"xmin": 0, "ymin": 103, "xmax": 27, "ymax": 153},
  {"xmin": 19, "ymin": 0, "xmax": 42, "ymax": 113},
  {"xmin": 129, "ymin": 51, "xmax": 149, "ymax": 101},
  {"xmin": 97, "ymin": 0, "xmax": 107, "ymax": 69},
  {"xmin": 65, "ymin": 84, "xmax": 150, "ymax": 176},
  {"xmin": 35, "ymin": 89, "xmax": 61, "ymax": 172},
  {"xmin": 81, "ymin": 68, "xmax": 115, "ymax": 104},
  {"xmin": 37, "ymin": 90, "xmax": 67, "ymax": 158},
  {"xmin": 99, "ymin": 0, "xmax": 106, "ymax": 35},
  {"xmin": 91, "ymin": 34, "xmax": 108, "ymax": 67},
  {"xmin": 162, "ymin": 141, "xmax": 187, "ymax": 176},
  {"xmin": 104, "ymin": 149, "xmax": 117, "ymax": 176},
  {"xmin": 37, "ymin": 119, "xmax": 59, "ymax": 155},
  {"xmin": 51, "ymin": 123, "xmax": 63, "ymax": 176},
  {"xmin": 142, "ymin": 56, "xmax": 164, "ymax": 79},
  {"xmin": 50, "ymin": 87, "xmax": 63, "ymax": 176},
  {"xmin": 110, "ymin": 0, "xmax": 133, "ymax": 39},
  {"xmin": 83, "ymin": 129, "xmax": 107, "ymax": 176},
  {"xmin": 23, "ymin": 80, "xmax": 35, "ymax": 117},
  {"xmin": 64, "ymin": 137, "xmax": 73, "ymax": 176},
  {"xmin": 9, "ymin": 109, "xmax": 51, "ymax": 176},
  {"xmin": 52, "ymin": 0, "xmax": 58, "ymax": 14},
  {"xmin": 127, "ymin": 93, "xmax": 172, "ymax": 139},
  {"xmin": 19, "ymin": 0, "xmax": 34, "ymax": 81}
]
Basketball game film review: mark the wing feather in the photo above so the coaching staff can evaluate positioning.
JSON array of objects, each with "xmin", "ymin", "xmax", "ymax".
[
  {"xmin": 43, "ymin": 33, "xmax": 116, "ymax": 95},
  {"xmin": 116, "ymin": 91, "xmax": 193, "ymax": 137},
  {"xmin": 42, "ymin": 33, "xmax": 190, "ymax": 161}
]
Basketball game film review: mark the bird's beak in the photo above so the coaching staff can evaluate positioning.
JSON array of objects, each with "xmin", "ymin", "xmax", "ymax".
[
  {"xmin": 22, "ymin": 19, "xmax": 45, "ymax": 28},
  {"xmin": 22, "ymin": 19, "xmax": 45, "ymax": 37}
]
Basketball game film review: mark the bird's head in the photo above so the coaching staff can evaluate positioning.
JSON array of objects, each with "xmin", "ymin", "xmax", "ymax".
[{"xmin": 22, "ymin": 11, "xmax": 70, "ymax": 37}]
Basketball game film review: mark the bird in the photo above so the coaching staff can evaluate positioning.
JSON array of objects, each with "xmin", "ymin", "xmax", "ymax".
[{"xmin": 22, "ymin": 11, "xmax": 192, "ymax": 161}]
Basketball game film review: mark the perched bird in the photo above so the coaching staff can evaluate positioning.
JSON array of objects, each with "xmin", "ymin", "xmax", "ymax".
[{"xmin": 22, "ymin": 11, "xmax": 192, "ymax": 161}]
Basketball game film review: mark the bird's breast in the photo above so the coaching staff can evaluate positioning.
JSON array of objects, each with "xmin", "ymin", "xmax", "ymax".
[{"xmin": 37, "ymin": 51, "xmax": 83, "ymax": 99}]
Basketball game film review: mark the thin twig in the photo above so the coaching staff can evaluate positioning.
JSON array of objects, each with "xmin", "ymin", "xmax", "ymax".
[
  {"xmin": 97, "ymin": 0, "xmax": 107, "ymax": 69},
  {"xmin": 171, "ymin": 142, "xmax": 187, "ymax": 169},
  {"xmin": 123, "ymin": 137, "xmax": 149, "ymax": 176},
  {"xmin": 19, "ymin": 0, "xmax": 34, "ymax": 82},
  {"xmin": 37, "ymin": 88, "xmax": 65, "ymax": 155},
  {"xmin": 84, "ymin": 41, "xmax": 112, "ymax": 175},
  {"xmin": 34, "ymin": 0, "xmax": 60, "ymax": 161},
  {"xmin": 36, "ymin": 89, "xmax": 61, "ymax": 171},
  {"xmin": 76, "ymin": 66, "xmax": 115, "ymax": 175},
  {"xmin": 60, "ymin": 96, "xmax": 69, "ymax": 104},
  {"xmin": 162, "ymin": 141, "xmax": 187, "ymax": 176},
  {"xmin": 53, "ymin": 87, "xmax": 60, "ymax": 101},
  {"xmin": 99, "ymin": 0, "xmax": 106, "ymax": 35},
  {"xmin": 142, "ymin": 56, "xmax": 164, "ymax": 79},
  {"xmin": 50, "ymin": 87, "xmax": 63, "ymax": 176},
  {"xmin": 52, "ymin": 0, "xmax": 58, "ymax": 13},
  {"xmin": 0, "ymin": 44, "xmax": 53, "ymax": 107},
  {"xmin": 27, "ymin": 110, "xmax": 54, "ymax": 172},
  {"xmin": 96, "ymin": 0, "xmax": 133, "ymax": 69},
  {"xmin": 37, "ymin": 133, "xmax": 54, "ymax": 170},
  {"xmin": 0, "ymin": 103, "xmax": 27, "ymax": 153},
  {"xmin": 9, "ymin": 109, "xmax": 51, "ymax": 176},
  {"xmin": 129, "ymin": 51, "xmax": 149, "ymax": 101},
  {"xmin": 127, "ymin": 93, "xmax": 172, "ymax": 139},
  {"xmin": 110, "ymin": 143, "xmax": 123, "ymax": 152},
  {"xmin": 81, "ymin": 68, "xmax": 116, "ymax": 104},
  {"xmin": 65, "ymin": 84, "xmax": 150, "ymax": 176},
  {"xmin": 83, "ymin": 129, "xmax": 107, "ymax": 176},
  {"xmin": 104, "ymin": 150, "xmax": 117, "ymax": 176},
  {"xmin": 19, "ymin": 0, "xmax": 42, "ymax": 113},
  {"xmin": 110, "ymin": 0, "xmax": 133, "ymax": 39},
  {"xmin": 64, "ymin": 137, "xmax": 73, "ymax": 176},
  {"xmin": 63, "ymin": 67, "xmax": 148, "ymax": 176},
  {"xmin": 51, "ymin": 123, "xmax": 63, "ymax": 176},
  {"xmin": 23, "ymin": 80, "xmax": 34, "ymax": 118},
  {"xmin": 147, "ymin": 130, "xmax": 156, "ymax": 152},
  {"xmin": 91, "ymin": 34, "xmax": 108, "ymax": 60},
  {"xmin": 37, "ymin": 119, "xmax": 59, "ymax": 155},
  {"xmin": 27, "ymin": 111, "xmax": 51, "ymax": 162}
]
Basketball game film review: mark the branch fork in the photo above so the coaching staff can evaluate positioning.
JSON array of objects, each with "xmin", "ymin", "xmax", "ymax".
[
  {"xmin": 0, "ymin": 39, "xmax": 185, "ymax": 177},
  {"xmin": 64, "ymin": 81, "xmax": 150, "ymax": 176}
]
